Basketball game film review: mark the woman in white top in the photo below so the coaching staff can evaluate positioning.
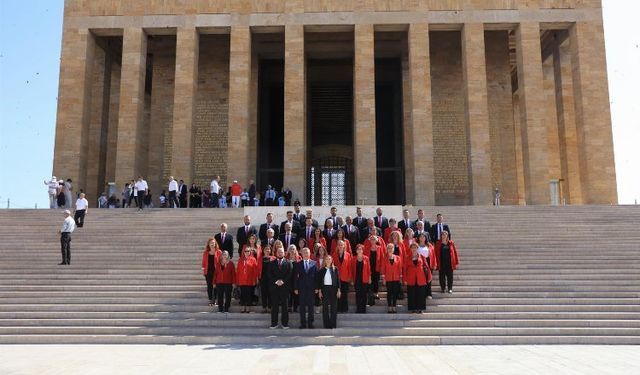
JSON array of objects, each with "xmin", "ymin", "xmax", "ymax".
[{"xmin": 316, "ymin": 255, "xmax": 341, "ymax": 329}]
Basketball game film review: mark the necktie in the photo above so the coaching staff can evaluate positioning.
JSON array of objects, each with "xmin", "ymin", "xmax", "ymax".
[
  {"xmin": 279, "ymin": 259, "xmax": 282, "ymax": 269},
  {"xmin": 286, "ymin": 234, "xmax": 290, "ymax": 245},
  {"xmin": 221, "ymin": 233, "xmax": 225, "ymax": 242},
  {"xmin": 439, "ymin": 224, "xmax": 442, "ymax": 239},
  {"xmin": 304, "ymin": 260, "xmax": 308, "ymax": 272},
  {"xmin": 245, "ymin": 226, "xmax": 249, "ymax": 235}
]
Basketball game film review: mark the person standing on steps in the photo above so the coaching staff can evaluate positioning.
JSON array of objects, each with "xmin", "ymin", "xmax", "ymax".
[
  {"xmin": 73, "ymin": 193, "xmax": 89, "ymax": 228},
  {"xmin": 214, "ymin": 251, "xmax": 235, "ymax": 313},
  {"xmin": 293, "ymin": 247, "xmax": 318, "ymax": 329},
  {"xmin": 317, "ymin": 255, "xmax": 341, "ymax": 329},
  {"xmin": 202, "ymin": 238, "xmax": 221, "ymax": 306},
  {"xmin": 269, "ymin": 242, "xmax": 293, "ymax": 329},
  {"xmin": 350, "ymin": 244, "xmax": 371, "ymax": 314},
  {"xmin": 434, "ymin": 231, "xmax": 459, "ymax": 294},
  {"xmin": 236, "ymin": 247, "xmax": 259, "ymax": 313},
  {"xmin": 45, "ymin": 176, "xmax": 59, "ymax": 208},
  {"xmin": 134, "ymin": 176, "xmax": 148, "ymax": 211},
  {"xmin": 59, "ymin": 210, "xmax": 76, "ymax": 265},
  {"xmin": 381, "ymin": 243, "xmax": 402, "ymax": 313},
  {"xmin": 404, "ymin": 243, "xmax": 428, "ymax": 314}
]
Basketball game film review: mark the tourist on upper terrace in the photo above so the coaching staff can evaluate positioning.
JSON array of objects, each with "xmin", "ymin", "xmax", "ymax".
[
  {"xmin": 63, "ymin": 178, "xmax": 73, "ymax": 209},
  {"xmin": 178, "ymin": 179, "xmax": 187, "ymax": 208},
  {"xmin": 44, "ymin": 176, "xmax": 59, "ymax": 209},
  {"xmin": 230, "ymin": 180, "xmax": 242, "ymax": 208},
  {"xmin": 240, "ymin": 189, "xmax": 249, "ymax": 207},
  {"xmin": 434, "ymin": 231, "xmax": 459, "ymax": 294},
  {"xmin": 134, "ymin": 176, "xmax": 148, "ymax": 211},
  {"xmin": 210, "ymin": 176, "xmax": 221, "ymax": 208},
  {"xmin": 264, "ymin": 185, "xmax": 276, "ymax": 206},
  {"xmin": 189, "ymin": 183, "xmax": 201, "ymax": 208},
  {"xmin": 168, "ymin": 176, "xmax": 179, "ymax": 208},
  {"xmin": 73, "ymin": 193, "xmax": 88, "ymax": 228}
]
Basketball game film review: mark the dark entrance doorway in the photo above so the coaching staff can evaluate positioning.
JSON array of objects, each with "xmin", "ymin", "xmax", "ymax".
[
  {"xmin": 256, "ymin": 59, "xmax": 284, "ymax": 192},
  {"xmin": 306, "ymin": 58, "xmax": 355, "ymax": 205}
]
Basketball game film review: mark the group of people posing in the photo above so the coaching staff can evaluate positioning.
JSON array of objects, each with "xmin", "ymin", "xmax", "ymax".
[{"xmin": 201, "ymin": 206, "xmax": 460, "ymax": 329}]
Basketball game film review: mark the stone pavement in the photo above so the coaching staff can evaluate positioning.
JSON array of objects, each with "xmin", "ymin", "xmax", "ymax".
[{"xmin": 1, "ymin": 345, "xmax": 639, "ymax": 375}]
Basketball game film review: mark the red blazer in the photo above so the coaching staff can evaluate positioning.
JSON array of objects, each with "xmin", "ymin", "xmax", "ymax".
[
  {"xmin": 231, "ymin": 183, "xmax": 242, "ymax": 196},
  {"xmin": 404, "ymin": 256, "xmax": 428, "ymax": 286},
  {"xmin": 242, "ymin": 244, "xmax": 263, "ymax": 275},
  {"xmin": 330, "ymin": 238, "xmax": 352, "ymax": 257},
  {"xmin": 387, "ymin": 241, "xmax": 406, "ymax": 260},
  {"xmin": 383, "ymin": 227, "xmax": 401, "ymax": 243},
  {"xmin": 434, "ymin": 240, "xmax": 460, "ymax": 271},
  {"xmin": 363, "ymin": 241, "xmax": 386, "ymax": 272},
  {"xmin": 286, "ymin": 253, "xmax": 302, "ymax": 262},
  {"xmin": 310, "ymin": 236, "xmax": 327, "ymax": 250},
  {"xmin": 350, "ymin": 256, "xmax": 371, "ymax": 284},
  {"xmin": 235, "ymin": 256, "xmax": 258, "ymax": 286},
  {"xmin": 334, "ymin": 251, "xmax": 352, "ymax": 282},
  {"xmin": 380, "ymin": 254, "xmax": 403, "ymax": 282},
  {"xmin": 214, "ymin": 261, "xmax": 235, "ymax": 284},
  {"xmin": 201, "ymin": 249, "xmax": 222, "ymax": 275},
  {"xmin": 403, "ymin": 238, "xmax": 417, "ymax": 252}
]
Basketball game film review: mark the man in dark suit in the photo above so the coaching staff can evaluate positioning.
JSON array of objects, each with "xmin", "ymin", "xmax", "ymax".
[
  {"xmin": 413, "ymin": 220, "xmax": 431, "ymax": 243},
  {"xmin": 353, "ymin": 207, "xmax": 367, "ymax": 229},
  {"xmin": 293, "ymin": 203, "xmax": 304, "ymax": 223},
  {"xmin": 411, "ymin": 209, "xmax": 431, "ymax": 232},
  {"xmin": 431, "ymin": 213, "xmax": 452, "ymax": 242},
  {"xmin": 215, "ymin": 223, "xmax": 235, "ymax": 258},
  {"xmin": 293, "ymin": 248, "xmax": 318, "ymax": 328},
  {"xmin": 280, "ymin": 211, "xmax": 301, "ymax": 235},
  {"xmin": 279, "ymin": 223, "xmax": 298, "ymax": 249},
  {"xmin": 259, "ymin": 212, "xmax": 280, "ymax": 244},
  {"xmin": 323, "ymin": 218, "xmax": 336, "ymax": 244},
  {"xmin": 328, "ymin": 207, "xmax": 338, "ymax": 227},
  {"xmin": 236, "ymin": 215, "xmax": 258, "ymax": 251},
  {"xmin": 361, "ymin": 218, "xmax": 382, "ymax": 242},
  {"xmin": 373, "ymin": 207, "xmax": 389, "ymax": 232},
  {"xmin": 300, "ymin": 209, "xmax": 319, "ymax": 228},
  {"xmin": 178, "ymin": 179, "xmax": 188, "ymax": 208},
  {"xmin": 342, "ymin": 216, "xmax": 361, "ymax": 250},
  {"xmin": 269, "ymin": 246, "xmax": 293, "ymax": 329},
  {"xmin": 299, "ymin": 217, "xmax": 316, "ymax": 245},
  {"xmin": 398, "ymin": 209, "xmax": 413, "ymax": 236}
]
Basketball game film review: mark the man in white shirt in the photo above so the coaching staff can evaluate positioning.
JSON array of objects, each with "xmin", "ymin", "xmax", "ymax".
[
  {"xmin": 74, "ymin": 193, "xmax": 89, "ymax": 228},
  {"xmin": 59, "ymin": 210, "xmax": 76, "ymax": 265},
  {"xmin": 210, "ymin": 175, "xmax": 221, "ymax": 208},
  {"xmin": 44, "ymin": 176, "xmax": 58, "ymax": 209},
  {"xmin": 168, "ymin": 176, "xmax": 179, "ymax": 208},
  {"xmin": 134, "ymin": 176, "xmax": 148, "ymax": 211}
]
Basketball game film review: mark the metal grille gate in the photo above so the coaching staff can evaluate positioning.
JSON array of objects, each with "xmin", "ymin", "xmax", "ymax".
[{"xmin": 308, "ymin": 157, "xmax": 354, "ymax": 206}]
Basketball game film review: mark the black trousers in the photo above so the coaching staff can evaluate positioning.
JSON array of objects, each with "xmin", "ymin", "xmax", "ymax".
[
  {"xmin": 239, "ymin": 285, "xmax": 254, "ymax": 306},
  {"xmin": 426, "ymin": 281, "xmax": 432, "ymax": 297},
  {"xmin": 168, "ymin": 191, "xmax": 179, "ymax": 208},
  {"xmin": 354, "ymin": 282, "xmax": 368, "ymax": 313},
  {"xmin": 407, "ymin": 284, "xmax": 426, "ymax": 311},
  {"xmin": 289, "ymin": 289, "xmax": 299, "ymax": 311},
  {"xmin": 128, "ymin": 194, "xmax": 136, "ymax": 207},
  {"xmin": 386, "ymin": 281, "xmax": 400, "ymax": 307},
  {"xmin": 270, "ymin": 288, "xmax": 289, "ymax": 327},
  {"xmin": 60, "ymin": 232, "xmax": 71, "ymax": 264},
  {"xmin": 136, "ymin": 192, "xmax": 145, "ymax": 209},
  {"xmin": 439, "ymin": 268, "xmax": 454, "ymax": 291},
  {"xmin": 338, "ymin": 282, "xmax": 349, "ymax": 313},
  {"xmin": 204, "ymin": 273, "xmax": 214, "ymax": 301},
  {"xmin": 211, "ymin": 193, "xmax": 219, "ymax": 207},
  {"xmin": 260, "ymin": 278, "xmax": 271, "ymax": 308},
  {"xmin": 216, "ymin": 283, "xmax": 232, "ymax": 312},
  {"xmin": 321, "ymin": 285, "xmax": 338, "ymax": 328},
  {"xmin": 73, "ymin": 209, "xmax": 86, "ymax": 227},
  {"xmin": 370, "ymin": 255, "xmax": 379, "ymax": 293},
  {"xmin": 299, "ymin": 294, "xmax": 315, "ymax": 327}
]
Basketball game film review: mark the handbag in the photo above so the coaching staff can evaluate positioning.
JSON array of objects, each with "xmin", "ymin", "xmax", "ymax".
[
  {"xmin": 254, "ymin": 284, "xmax": 261, "ymax": 298},
  {"xmin": 232, "ymin": 287, "xmax": 240, "ymax": 300}
]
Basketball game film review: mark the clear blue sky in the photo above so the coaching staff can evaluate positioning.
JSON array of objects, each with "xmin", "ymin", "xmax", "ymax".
[{"xmin": 0, "ymin": 1, "xmax": 638, "ymax": 208}]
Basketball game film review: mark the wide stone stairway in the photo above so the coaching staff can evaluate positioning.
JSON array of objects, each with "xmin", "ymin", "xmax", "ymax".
[{"xmin": 0, "ymin": 205, "xmax": 638, "ymax": 345}]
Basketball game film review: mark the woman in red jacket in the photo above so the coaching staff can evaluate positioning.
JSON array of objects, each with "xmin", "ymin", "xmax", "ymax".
[
  {"xmin": 236, "ymin": 247, "xmax": 259, "ymax": 313},
  {"xmin": 434, "ymin": 231, "xmax": 459, "ymax": 294},
  {"xmin": 310, "ymin": 228, "xmax": 327, "ymax": 250},
  {"xmin": 330, "ymin": 229, "xmax": 352, "ymax": 256},
  {"xmin": 364, "ymin": 235, "xmax": 385, "ymax": 299},
  {"xmin": 242, "ymin": 233, "xmax": 262, "ymax": 260},
  {"xmin": 350, "ymin": 244, "xmax": 371, "ymax": 313},
  {"xmin": 388, "ymin": 231, "xmax": 407, "ymax": 260},
  {"xmin": 334, "ymin": 240, "xmax": 352, "ymax": 313},
  {"xmin": 380, "ymin": 243, "xmax": 402, "ymax": 313},
  {"xmin": 403, "ymin": 228, "xmax": 416, "ymax": 251},
  {"xmin": 404, "ymin": 243, "xmax": 427, "ymax": 313},
  {"xmin": 214, "ymin": 250, "xmax": 235, "ymax": 313},
  {"xmin": 201, "ymin": 237, "xmax": 221, "ymax": 306},
  {"xmin": 416, "ymin": 233, "xmax": 437, "ymax": 299}
]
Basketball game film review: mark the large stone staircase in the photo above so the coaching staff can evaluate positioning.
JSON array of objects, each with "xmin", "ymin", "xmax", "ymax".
[{"xmin": 0, "ymin": 205, "xmax": 638, "ymax": 344}]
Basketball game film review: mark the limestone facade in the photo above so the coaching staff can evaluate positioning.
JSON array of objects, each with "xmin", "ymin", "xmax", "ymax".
[{"xmin": 53, "ymin": 0, "xmax": 617, "ymax": 206}]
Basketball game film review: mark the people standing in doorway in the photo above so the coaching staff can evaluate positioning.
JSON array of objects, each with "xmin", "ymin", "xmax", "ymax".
[{"xmin": 59, "ymin": 210, "xmax": 76, "ymax": 265}]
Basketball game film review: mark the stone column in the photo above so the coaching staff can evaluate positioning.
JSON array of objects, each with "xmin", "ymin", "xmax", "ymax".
[
  {"xmin": 543, "ymin": 57, "xmax": 562, "ymax": 183},
  {"xmin": 553, "ymin": 40, "xmax": 583, "ymax": 204},
  {"xmin": 114, "ymin": 28, "xmax": 147, "ymax": 186},
  {"xmin": 226, "ymin": 26, "xmax": 252, "ymax": 188},
  {"xmin": 406, "ymin": 23, "xmax": 435, "ymax": 206},
  {"xmin": 52, "ymin": 28, "xmax": 95, "ymax": 193},
  {"xmin": 570, "ymin": 21, "xmax": 617, "ymax": 204},
  {"xmin": 515, "ymin": 22, "xmax": 550, "ymax": 205},
  {"xmin": 283, "ymin": 24, "xmax": 306, "ymax": 203},
  {"xmin": 462, "ymin": 23, "xmax": 493, "ymax": 205},
  {"xmin": 353, "ymin": 24, "xmax": 377, "ymax": 205},
  {"xmin": 171, "ymin": 28, "xmax": 199, "ymax": 184}
]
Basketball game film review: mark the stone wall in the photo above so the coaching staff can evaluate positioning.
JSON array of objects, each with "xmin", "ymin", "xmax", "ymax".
[{"xmin": 430, "ymin": 31, "xmax": 470, "ymax": 205}]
